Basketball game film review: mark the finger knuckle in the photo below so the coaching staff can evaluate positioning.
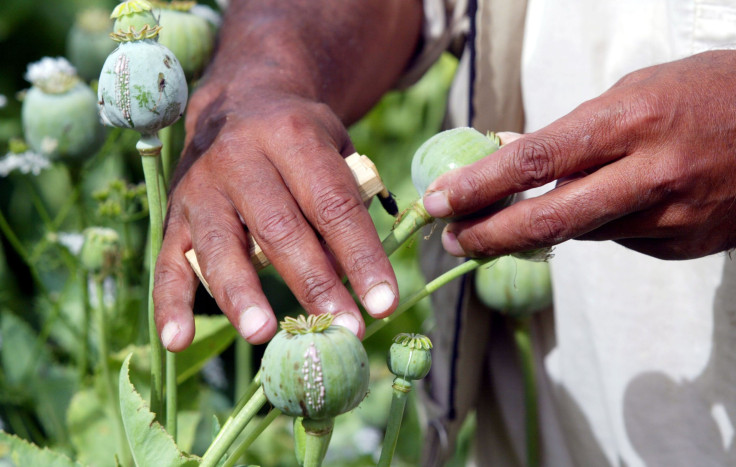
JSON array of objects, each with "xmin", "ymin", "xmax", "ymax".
[
  {"xmin": 455, "ymin": 173, "xmax": 488, "ymax": 204},
  {"xmin": 511, "ymin": 137, "xmax": 560, "ymax": 188},
  {"xmin": 153, "ymin": 262, "xmax": 183, "ymax": 299},
  {"xmin": 526, "ymin": 203, "xmax": 572, "ymax": 245},
  {"xmin": 219, "ymin": 281, "xmax": 252, "ymax": 311},
  {"xmin": 620, "ymin": 91, "xmax": 670, "ymax": 136},
  {"xmin": 313, "ymin": 186, "xmax": 363, "ymax": 232},
  {"xmin": 254, "ymin": 207, "xmax": 306, "ymax": 250},
  {"xmin": 460, "ymin": 227, "xmax": 494, "ymax": 256},
  {"xmin": 192, "ymin": 227, "xmax": 237, "ymax": 275},
  {"xmin": 299, "ymin": 270, "xmax": 341, "ymax": 307},
  {"xmin": 343, "ymin": 248, "xmax": 383, "ymax": 277},
  {"xmin": 272, "ymin": 112, "xmax": 322, "ymax": 147}
]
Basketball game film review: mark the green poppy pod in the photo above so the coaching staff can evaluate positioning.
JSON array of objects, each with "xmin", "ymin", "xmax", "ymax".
[
  {"xmin": 111, "ymin": 0, "xmax": 161, "ymax": 40},
  {"xmin": 80, "ymin": 227, "xmax": 120, "ymax": 274},
  {"xmin": 66, "ymin": 8, "xmax": 118, "ymax": 82},
  {"xmin": 260, "ymin": 314, "xmax": 370, "ymax": 420},
  {"xmin": 387, "ymin": 333, "xmax": 432, "ymax": 381},
  {"xmin": 21, "ymin": 58, "xmax": 106, "ymax": 162},
  {"xmin": 411, "ymin": 127, "xmax": 501, "ymax": 195},
  {"xmin": 474, "ymin": 255, "xmax": 553, "ymax": 318},
  {"xmin": 411, "ymin": 127, "xmax": 514, "ymax": 216},
  {"xmin": 154, "ymin": 2, "xmax": 216, "ymax": 80},
  {"xmin": 97, "ymin": 39, "xmax": 188, "ymax": 135}
]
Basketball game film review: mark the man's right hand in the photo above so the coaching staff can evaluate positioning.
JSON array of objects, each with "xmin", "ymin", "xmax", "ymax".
[
  {"xmin": 151, "ymin": 0, "xmax": 423, "ymax": 351},
  {"xmin": 153, "ymin": 84, "xmax": 399, "ymax": 349}
]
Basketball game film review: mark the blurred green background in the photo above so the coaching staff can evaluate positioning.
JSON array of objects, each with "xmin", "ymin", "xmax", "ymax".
[{"xmin": 0, "ymin": 1, "xmax": 467, "ymax": 465}]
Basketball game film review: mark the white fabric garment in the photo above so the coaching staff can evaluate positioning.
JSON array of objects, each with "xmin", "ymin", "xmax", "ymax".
[
  {"xmin": 521, "ymin": 1, "xmax": 736, "ymax": 466},
  {"xmin": 410, "ymin": 0, "xmax": 736, "ymax": 465}
]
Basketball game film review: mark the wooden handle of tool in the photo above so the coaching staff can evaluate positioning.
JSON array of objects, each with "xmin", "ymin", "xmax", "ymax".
[{"xmin": 185, "ymin": 153, "xmax": 386, "ymax": 295}]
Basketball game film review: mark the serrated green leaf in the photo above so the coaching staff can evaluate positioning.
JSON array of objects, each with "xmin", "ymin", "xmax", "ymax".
[
  {"xmin": 176, "ymin": 316, "xmax": 238, "ymax": 384},
  {"xmin": 0, "ymin": 431, "xmax": 81, "ymax": 467},
  {"xmin": 118, "ymin": 354, "xmax": 200, "ymax": 466}
]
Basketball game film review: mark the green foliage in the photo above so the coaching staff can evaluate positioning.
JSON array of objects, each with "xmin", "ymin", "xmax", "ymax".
[
  {"xmin": 118, "ymin": 354, "xmax": 200, "ymax": 466},
  {"xmin": 0, "ymin": 431, "xmax": 81, "ymax": 467},
  {"xmin": 0, "ymin": 0, "xmax": 461, "ymax": 461},
  {"xmin": 176, "ymin": 315, "xmax": 238, "ymax": 384},
  {"xmin": 66, "ymin": 388, "xmax": 118, "ymax": 466}
]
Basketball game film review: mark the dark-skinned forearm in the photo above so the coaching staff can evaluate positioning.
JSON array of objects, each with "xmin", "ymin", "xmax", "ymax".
[{"xmin": 200, "ymin": 0, "xmax": 423, "ymax": 125}]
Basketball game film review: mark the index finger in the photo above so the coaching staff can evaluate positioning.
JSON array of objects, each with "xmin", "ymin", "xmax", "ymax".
[{"xmin": 422, "ymin": 95, "xmax": 637, "ymax": 219}]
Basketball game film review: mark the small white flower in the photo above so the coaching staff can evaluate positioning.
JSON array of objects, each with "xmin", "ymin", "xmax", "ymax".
[
  {"xmin": 190, "ymin": 4, "xmax": 222, "ymax": 28},
  {"xmin": 25, "ymin": 57, "xmax": 78, "ymax": 94},
  {"xmin": 0, "ymin": 151, "xmax": 51, "ymax": 177},
  {"xmin": 57, "ymin": 232, "xmax": 85, "ymax": 255}
]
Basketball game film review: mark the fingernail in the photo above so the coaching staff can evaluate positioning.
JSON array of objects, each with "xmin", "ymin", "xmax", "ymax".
[
  {"xmin": 496, "ymin": 131, "xmax": 523, "ymax": 145},
  {"xmin": 161, "ymin": 322, "xmax": 181, "ymax": 350},
  {"xmin": 423, "ymin": 191, "xmax": 452, "ymax": 217},
  {"xmin": 239, "ymin": 306, "xmax": 269, "ymax": 339},
  {"xmin": 333, "ymin": 312, "xmax": 360, "ymax": 336},
  {"xmin": 362, "ymin": 282, "xmax": 396, "ymax": 317},
  {"xmin": 442, "ymin": 229, "xmax": 466, "ymax": 256}
]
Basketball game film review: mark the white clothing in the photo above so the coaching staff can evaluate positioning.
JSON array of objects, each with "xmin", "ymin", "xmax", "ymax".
[
  {"xmin": 522, "ymin": 2, "xmax": 736, "ymax": 466},
  {"xmin": 413, "ymin": 1, "xmax": 736, "ymax": 466}
]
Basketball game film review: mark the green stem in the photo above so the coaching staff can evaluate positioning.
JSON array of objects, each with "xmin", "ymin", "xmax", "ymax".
[
  {"xmin": 51, "ymin": 184, "xmax": 81, "ymax": 231},
  {"xmin": 377, "ymin": 378, "xmax": 412, "ymax": 467},
  {"xmin": 224, "ymin": 370, "xmax": 261, "ymax": 427},
  {"xmin": 19, "ymin": 177, "xmax": 53, "ymax": 228},
  {"xmin": 159, "ymin": 125, "xmax": 172, "ymax": 186},
  {"xmin": 364, "ymin": 257, "xmax": 496, "ymax": 339},
  {"xmin": 381, "ymin": 199, "xmax": 434, "ymax": 257},
  {"xmin": 93, "ymin": 276, "xmax": 130, "ymax": 466},
  {"xmin": 302, "ymin": 417, "xmax": 335, "ymax": 467},
  {"xmin": 78, "ymin": 271, "xmax": 90, "ymax": 381},
  {"xmin": 204, "ymin": 369, "xmax": 261, "ymax": 463},
  {"xmin": 200, "ymin": 385, "xmax": 268, "ymax": 467},
  {"xmin": 166, "ymin": 351, "xmax": 177, "ymax": 441},
  {"xmin": 513, "ymin": 319, "xmax": 539, "ymax": 467},
  {"xmin": 0, "ymin": 208, "xmax": 31, "ymax": 266},
  {"xmin": 138, "ymin": 134, "xmax": 166, "ymax": 422},
  {"xmin": 162, "ymin": 137, "xmax": 175, "ymax": 440},
  {"xmin": 0, "ymin": 208, "xmax": 49, "ymax": 296},
  {"xmin": 223, "ymin": 408, "xmax": 281, "ymax": 467},
  {"xmin": 68, "ymin": 166, "xmax": 89, "ymax": 230},
  {"xmin": 235, "ymin": 339, "xmax": 253, "ymax": 400}
]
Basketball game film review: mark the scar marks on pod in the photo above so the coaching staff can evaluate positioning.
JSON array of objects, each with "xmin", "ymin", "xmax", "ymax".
[{"xmin": 302, "ymin": 342, "xmax": 326, "ymax": 415}]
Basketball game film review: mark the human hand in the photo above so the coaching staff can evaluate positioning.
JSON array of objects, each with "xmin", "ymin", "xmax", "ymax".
[
  {"xmin": 153, "ymin": 83, "xmax": 398, "ymax": 350},
  {"xmin": 422, "ymin": 50, "xmax": 736, "ymax": 260}
]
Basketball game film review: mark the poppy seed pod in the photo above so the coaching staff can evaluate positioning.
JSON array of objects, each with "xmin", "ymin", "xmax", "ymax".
[
  {"xmin": 111, "ymin": 0, "xmax": 161, "ymax": 40},
  {"xmin": 67, "ymin": 8, "xmax": 118, "ymax": 82},
  {"xmin": 22, "ymin": 57, "xmax": 106, "ymax": 161},
  {"xmin": 411, "ymin": 127, "xmax": 515, "ymax": 217},
  {"xmin": 387, "ymin": 333, "xmax": 432, "ymax": 382},
  {"xmin": 260, "ymin": 314, "xmax": 370, "ymax": 420},
  {"xmin": 475, "ymin": 255, "xmax": 553, "ymax": 317},
  {"xmin": 411, "ymin": 127, "xmax": 502, "ymax": 195},
  {"xmin": 153, "ymin": 1, "xmax": 216, "ymax": 80},
  {"xmin": 97, "ymin": 39, "xmax": 188, "ymax": 135}
]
